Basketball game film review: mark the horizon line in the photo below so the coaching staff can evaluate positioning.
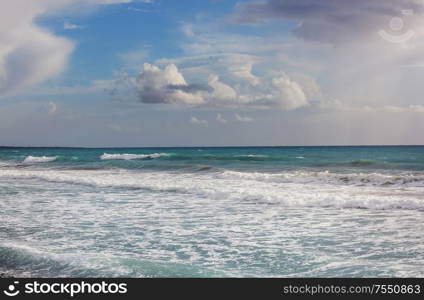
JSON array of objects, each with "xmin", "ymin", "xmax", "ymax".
[{"xmin": 1, "ymin": 144, "xmax": 424, "ymax": 149}]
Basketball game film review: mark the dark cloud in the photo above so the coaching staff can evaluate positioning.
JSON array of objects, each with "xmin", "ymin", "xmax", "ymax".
[{"xmin": 236, "ymin": 0, "xmax": 424, "ymax": 43}]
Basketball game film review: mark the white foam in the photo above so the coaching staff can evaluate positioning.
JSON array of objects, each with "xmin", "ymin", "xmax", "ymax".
[
  {"xmin": 0, "ymin": 168, "xmax": 423, "ymax": 211},
  {"xmin": 100, "ymin": 153, "xmax": 169, "ymax": 160},
  {"xmin": 218, "ymin": 170, "xmax": 424, "ymax": 188},
  {"xmin": 23, "ymin": 156, "xmax": 57, "ymax": 163},
  {"xmin": 0, "ymin": 160, "xmax": 14, "ymax": 167}
]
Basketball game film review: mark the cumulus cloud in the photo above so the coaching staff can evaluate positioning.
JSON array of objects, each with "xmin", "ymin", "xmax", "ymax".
[
  {"xmin": 235, "ymin": 113, "xmax": 253, "ymax": 122},
  {"xmin": 220, "ymin": 54, "xmax": 260, "ymax": 85},
  {"xmin": 266, "ymin": 73, "xmax": 308, "ymax": 110},
  {"xmin": 134, "ymin": 63, "xmax": 207, "ymax": 104},
  {"xmin": 231, "ymin": 0, "xmax": 424, "ymax": 113},
  {"xmin": 207, "ymin": 75, "xmax": 238, "ymax": 104},
  {"xmin": 189, "ymin": 116, "xmax": 208, "ymax": 125},
  {"xmin": 48, "ymin": 101, "xmax": 58, "ymax": 115},
  {"xmin": 216, "ymin": 113, "xmax": 227, "ymax": 123},
  {"xmin": 0, "ymin": 0, "xmax": 136, "ymax": 95},
  {"xmin": 126, "ymin": 63, "xmax": 311, "ymax": 110}
]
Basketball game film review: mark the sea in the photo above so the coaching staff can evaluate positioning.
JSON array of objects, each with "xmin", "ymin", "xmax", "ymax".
[{"xmin": 0, "ymin": 146, "xmax": 423, "ymax": 277}]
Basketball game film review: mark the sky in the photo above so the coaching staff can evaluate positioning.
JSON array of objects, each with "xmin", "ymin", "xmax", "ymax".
[{"xmin": 1, "ymin": 0, "xmax": 424, "ymax": 147}]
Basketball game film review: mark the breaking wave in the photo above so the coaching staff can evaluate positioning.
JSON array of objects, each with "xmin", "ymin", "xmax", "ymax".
[
  {"xmin": 100, "ymin": 153, "xmax": 169, "ymax": 160},
  {"xmin": 219, "ymin": 170, "xmax": 424, "ymax": 188},
  {"xmin": 0, "ymin": 168, "xmax": 423, "ymax": 210},
  {"xmin": 23, "ymin": 156, "xmax": 57, "ymax": 163}
]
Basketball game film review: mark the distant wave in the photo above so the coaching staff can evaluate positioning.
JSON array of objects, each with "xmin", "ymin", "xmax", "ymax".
[
  {"xmin": 313, "ymin": 159, "xmax": 390, "ymax": 169},
  {"xmin": 100, "ymin": 153, "xmax": 272, "ymax": 161},
  {"xmin": 349, "ymin": 159, "xmax": 380, "ymax": 166},
  {"xmin": 100, "ymin": 153, "xmax": 169, "ymax": 160},
  {"xmin": 23, "ymin": 156, "xmax": 57, "ymax": 163},
  {"xmin": 166, "ymin": 154, "xmax": 273, "ymax": 161}
]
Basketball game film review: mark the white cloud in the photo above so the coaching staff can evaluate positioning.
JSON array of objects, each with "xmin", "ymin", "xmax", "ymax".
[
  {"xmin": 128, "ymin": 7, "xmax": 151, "ymax": 13},
  {"xmin": 189, "ymin": 116, "xmax": 208, "ymax": 125},
  {"xmin": 0, "ymin": 0, "xmax": 137, "ymax": 96},
  {"xmin": 317, "ymin": 99, "xmax": 424, "ymax": 114},
  {"xmin": 268, "ymin": 73, "xmax": 308, "ymax": 110},
  {"xmin": 48, "ymin": 101, "xmax": 58, "ymax": 115},
  {"xmin": 235, "ymin": 113, "xmax": 253, "ymax": 122},
  {"xmin": 181, "ymin": 24, "xmax": 195, "ymax": 38},
  {"xmin": 120, "ymin": 63, "xmax": 312, "ymax": 110},
  {"xmin": 207, "ymin": 75, "xmax": 238, "ymax": 103},
  {"xmin": 216, "ymin": 113, "xmax": 227, "ymax": 123},
  {"xmin": 222, "ymin": 54, "xmax": 260, "ymax": 85},
  {"xmin": 134, "ymin": 63, "xmax": 207, "ymax": 104},
  {"xmin": 383, "ymin": 105, "xmax": 424, "ymax": 113},
  {"xmin": 172, "ymin": 1, "xmax": 424, "ymax": 114},
  {"xmin": 64, "ymin": 21, "xmax": 84, "ymax": 30},
  {"xmin": 0, "ymin": 8, "xmax": 73, "ymax": 93}
]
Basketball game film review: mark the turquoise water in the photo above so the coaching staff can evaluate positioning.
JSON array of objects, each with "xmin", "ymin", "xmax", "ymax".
[{"xmin": 0, "ymin": 146, "xmax": 424, "ymax": 277}]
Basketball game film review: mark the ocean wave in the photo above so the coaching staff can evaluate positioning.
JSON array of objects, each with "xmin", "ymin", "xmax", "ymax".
[
  {"xmin": 165, "ymin": 154, "xmax": 274, "ymax": 161},
  {"xmin": 0, "ymin": 244, "xmax": 117, "ymax": 277},
  {"xmin": 100, "ymin": 153, "xmax": 169, "ymax": 160},
  {"xmin": 0, "ymin": 160, "xmax": 15, "ymax": 167},
  {"xmin": 100, "ymin": 153, "xmax": 272, "ymax": 161},
  {"xmin": 23, "ymin": 156, "xmax": 57, "ymax": 163},
  {"xmin": 219, "ymin": 170, "xmax": 424, "ymax": 188},
  {"xmin": 0, "ymin": 169, "xmax": 423, "ymax": 211},
  {"xmin": 0, "ymin": 243, "xmax": 223, "ymax": 278},
  {"xmin": 349, "ymin": 159, "xmax": 381, "ymax": 166}
]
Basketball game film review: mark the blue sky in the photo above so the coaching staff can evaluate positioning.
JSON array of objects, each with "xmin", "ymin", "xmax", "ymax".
[{"xmin": 1, "ymin": 0, "xmax": 424, "ymax": 147}]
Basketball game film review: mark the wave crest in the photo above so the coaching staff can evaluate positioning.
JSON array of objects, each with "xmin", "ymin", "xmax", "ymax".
[
  {"xmin": 219, "ymin": 170, "xmax": 424, "ymax": 188},
  {"xmin": 100, "ymin": 153, "xmax": 169, "ymax": 160},
  {"xmin": 23, "ymin": 156, "xmax": 57, "ymax": 163},
  {"xmin": 0, "ymin": 169, "xmax": 423, "ymax": 211}
]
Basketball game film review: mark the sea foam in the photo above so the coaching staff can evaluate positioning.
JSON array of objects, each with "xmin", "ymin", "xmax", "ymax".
[
  {"xmin": 23, "ymin": 156, "xmax": 57, "ymax": 163},
  {"xmin": 100, "ymin": 153, "xmax": 169, "ymax": 160},
  {"xmin": 0, "ymin": 168, "xmax": 423, "ymax": 211}
]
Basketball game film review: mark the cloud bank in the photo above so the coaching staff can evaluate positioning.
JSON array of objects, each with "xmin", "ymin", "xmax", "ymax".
[{"xmin": 128, "ymin": 62, "xmax": 313, "ymax": 110}]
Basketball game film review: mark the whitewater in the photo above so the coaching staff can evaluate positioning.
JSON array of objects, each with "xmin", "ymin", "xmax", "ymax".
[{"xmin": 0, "ymin": 146, "xmax": 423, "ymax": 277}]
